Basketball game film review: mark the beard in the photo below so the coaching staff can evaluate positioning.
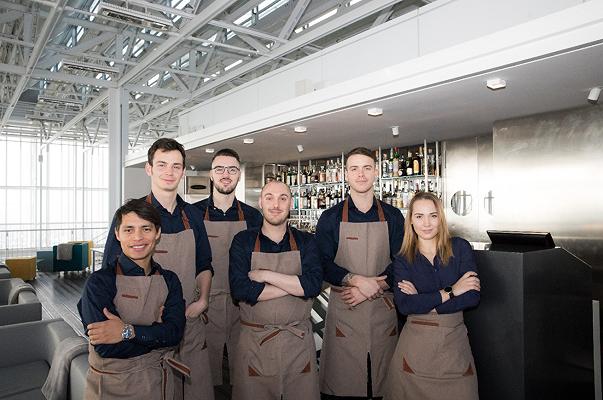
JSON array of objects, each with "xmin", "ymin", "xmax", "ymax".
[
  {"xmin": 215, "ymin": 184, "xmax": 236, "ymax": 195},
  {"xmin": 263, "ymin": 210, "xmax": 289, "ymax": 227}
]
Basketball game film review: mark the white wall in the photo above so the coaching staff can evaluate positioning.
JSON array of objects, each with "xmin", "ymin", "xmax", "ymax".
[
  {"xmin": 123, "ymin": 167, "xmax": 150, "ymax": 201},
  {"xmin": 125, "ymin": 0, "xmax": 599, "ymax": 166}
]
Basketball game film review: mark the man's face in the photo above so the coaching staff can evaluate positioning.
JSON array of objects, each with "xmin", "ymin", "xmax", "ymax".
[
  {"xmin": 345, "ymin": 154, "xmax": 376, "ymax": 194},
  {"xmin": 210, "ymin": 155, "xmax": 241, "ymax": 195},
  {"xmin": 115, "ymin": 212, "xmax": 161, "ymax": 262},
  {"xmin": 259, "ymin": 181, "xmax": 291, "ymax": 227},
  {"xmin": 145, "ymin": 149, "xmax": 185, "ymax": 192}
]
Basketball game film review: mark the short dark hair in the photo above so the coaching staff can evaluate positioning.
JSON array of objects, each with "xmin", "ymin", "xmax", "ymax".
[
  {"xmin": 345, "ymin": 147, "xmax": 376, "ymax": 164},
  {"xmin": 114, "ymin": 199, "xmax": 161, "ymax": 231},
  {"xmin": 148, "ymin": 138, "xmax": 186, "ymax": 166},
  {"xmin": 212, "ymin": 148, "xmax": 240, "ymax": 164}
]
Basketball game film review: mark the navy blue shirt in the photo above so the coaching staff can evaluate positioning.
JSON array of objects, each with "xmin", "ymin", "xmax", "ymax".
[
  {"xmin": 77, "ymin": 253, "xmax": 185, "ymax": 359},
  {"xmin": 392, "ymin": 237, "xmax": 480, "ymax": 315},
  {"xmin": 194, "ymin": 196, "xmax": 263, "ymax": 228},
  {"xmin": 103, "ymin": 193, "xmax": 213, "ymax": 276},
  {"xmin": 229, "ymin": 226, "xmax": 323, "ymax": 306},
  {"xmin": 315, "ymin": 196, "xmax": 405, "ymax": 287}
]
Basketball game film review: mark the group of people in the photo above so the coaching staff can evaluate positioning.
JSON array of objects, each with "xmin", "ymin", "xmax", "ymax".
[{"xmin": 77, "ymin": 138, "xmax": 481, "ymax": 400}]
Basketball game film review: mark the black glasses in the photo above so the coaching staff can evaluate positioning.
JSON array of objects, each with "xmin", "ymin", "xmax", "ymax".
[{"xmin": 213, "ymin": 166, "xmax": 240, "ymax": 175}]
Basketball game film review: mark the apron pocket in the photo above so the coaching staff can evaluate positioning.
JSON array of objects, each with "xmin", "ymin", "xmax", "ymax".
[{"xmin": 245, "ymin": 329, "xmax": 278, "ymax": 377}]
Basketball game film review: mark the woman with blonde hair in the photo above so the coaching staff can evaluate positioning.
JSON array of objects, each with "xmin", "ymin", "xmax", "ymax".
[{"xmin": 385, "ymin": 192, "xmax": 480, "ymax": 400}]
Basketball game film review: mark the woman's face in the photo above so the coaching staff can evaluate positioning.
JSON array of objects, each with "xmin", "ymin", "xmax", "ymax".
[{"xmin": 411, "ymin": 199, "xmax": 440, "ymax": 241}]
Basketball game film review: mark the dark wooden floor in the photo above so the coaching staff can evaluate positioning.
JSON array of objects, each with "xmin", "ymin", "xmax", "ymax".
[{"xmin": 31, "ymin": 271, "xmax": 91, "ymax": 336}]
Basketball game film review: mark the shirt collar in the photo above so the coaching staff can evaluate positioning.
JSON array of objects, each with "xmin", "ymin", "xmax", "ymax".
[
  {"xmin": 208, "ymin": 195, "xmax": 239, "ymax": 213},
  {"xmin": 149, "ymin": 192, "xmax": 185, "ymax": 216},
  {"xmin": 258, "ymin": 226, "xmax": 290, "ymax": 247},
  {"xmin": 347, "ymin": 195, "xmax": 378, "ymax": 213},
  {"xmin": 118, "ymin": 253, "xmax": 160, "ymax": 276}
]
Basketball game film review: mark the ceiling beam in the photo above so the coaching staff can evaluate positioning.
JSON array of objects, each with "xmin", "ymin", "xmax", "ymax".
[
  {"xmin": 208, "ymin": 19, "xmax": 288, "ymax": 44},
  {"xmin": 45, "ymin": 0, "xmax": 237, "ymax": 145},
  {"xmin": 130, "ymin": 0, "xmax": 404, "ymax": 130},
  {"xmin": 0, "ymin": 0, "xmax": 66, "ymax": 133}
]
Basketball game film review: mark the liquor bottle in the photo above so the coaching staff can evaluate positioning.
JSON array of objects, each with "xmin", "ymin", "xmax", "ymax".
[
  {"xmin": 319, "ymin": 165, "xmax": 326, "ymax": 183},
  {"xmin": 398, "ymin": 152, "xmax": 405, "ymax": 177},
  {"xmin": 402, "ymin": 181, "xmax": 409, "ymax": 208},
  {"xmin": 427, "ymin": 147, "xmax": 435, "ymax": 176},
  {"xmin": 396, "ymin": 185, "xmax": 404, "ymax": 209},
  {"xmin": 418, "ymin": 146, "xmax": 424, "ymax": 175},
  {"xmin": 412, "ymin": 148, "xmax": 421, "ymax": 175},
  {"xmin": 420, "ymin": 180, "xmax": 426, "ymax": 192},
  {"xmin": 382, "ymin": 153, "xmax": 389, "ymax": 178},
  {"xmin": 406, "ymin": 151, "xmax": 413, "ymax": 176},
  {"xmin": 388, "ymin": 148, "xmax": 394, "ymax": 177},
  {"xmin": 392, "ymin": 148, "xmax": 399, "ymax": 176},
  {"xmin": 308, "ymin": 187, "xmax": 314, "ymax": 209}
]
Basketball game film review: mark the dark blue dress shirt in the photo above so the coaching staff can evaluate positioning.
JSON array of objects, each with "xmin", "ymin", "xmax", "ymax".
[
  {"xmin": 77, "ymin": 253, "xmax": 185, "ymax": 359},
  {"xmin": 103, "ymin": 193, "xmax": 213, "ymax": 276},
  {"xmin": 315, "ymin": 196, "xmax": 405, "ymax": 287},
  {"xmin": 229, "ymin": 226, "xmax": 323, "ymax": 306},
  {"xmin": 194, "ymin": 196, "xmax": 263, "ymax": 228},
  {"xmin": 392, "ymin": 237, "xmax": 480, "ymax": 315}
]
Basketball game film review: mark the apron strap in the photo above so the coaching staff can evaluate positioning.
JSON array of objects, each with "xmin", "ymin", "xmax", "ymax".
[
  {"xmin": 203, "ymin": 199, "xmax": 245, "ymax": 222},
  {"xmin": 253, "ymin": 227, "xmax": 298, "ymax": 252},
  {"xmin": 342, "ymin": 197, "xmax": 385, "ymax": 222},
  {"xmin": 146, "ymin": 193, "xmax": 191, "ymax": 230},
  {"xmin": 236, "ymin": 201, "xmax": 245, "ymax": 221},
  {"xmin": 240, "ymin": 319, "xmax": 306, "ymax": 345}
]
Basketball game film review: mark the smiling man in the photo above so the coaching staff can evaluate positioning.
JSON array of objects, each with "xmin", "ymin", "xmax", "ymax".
[
  {"xmin": 193, "ymin": 148, "xmax": 262, "ymax": 388},
  {"xmin": 228, "ymin": 180, "xmax": 323, "ymax": 400},
  {"xmin": 316, "ymin": 147, "xmax": 405, "ymax": 400},
  {"xmin": 103, "ymin": 138, "xmax": 215, "ymax": 400},
  {"xmin": 78, "ymin": 199, "xmax": 186, "ymax": 399}
]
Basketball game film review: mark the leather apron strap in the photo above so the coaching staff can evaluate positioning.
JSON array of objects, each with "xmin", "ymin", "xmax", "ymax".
[{"xmin": 342, "ymin": 197, "xmax": 385, "ymax": 222}]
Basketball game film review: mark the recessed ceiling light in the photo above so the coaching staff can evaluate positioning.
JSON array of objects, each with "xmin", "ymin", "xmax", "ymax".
[
  {"xmin": 294, "ymin": 126, "xmax": 307, "ymax": 133},
  {"xmin": 367, "ymin": 107, "xmax": 383, "ymax": 117},
  {"xmin": 243, "ymin": 138, "xmax": 254, "ymax": 144},
  {"xmin": 486, "ymin": 78, "xmax": 506, "ymax": 90},
  {"xmin": 391, "ymin": 126, "xmax": 399, "ymax": 136},
  {"xmin": 205, "ymin": 148, "xmax": 214, "ymax": 153},
  {"xmin": 297, "ymin": 144, "xmax": 304, "ymax": 153}
]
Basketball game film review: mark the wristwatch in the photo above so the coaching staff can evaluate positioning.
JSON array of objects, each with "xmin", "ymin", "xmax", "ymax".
[
  {"xmin": 121, "ymin": 324, "xmax": 134, "ymax": 340},
  {"xmin": 444, "ymin": 286, "xmax": 455, "ymax": 299}
]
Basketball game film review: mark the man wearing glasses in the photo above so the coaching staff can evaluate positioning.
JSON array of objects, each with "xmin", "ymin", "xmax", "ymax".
[{"xmin": 194, "ymin": 149, "xmax": 262, "ymax": 389}]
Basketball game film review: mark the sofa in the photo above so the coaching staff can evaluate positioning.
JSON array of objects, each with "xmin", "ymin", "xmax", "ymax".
[
  {"xmin": 0, "ymin": 319, "xmax": 89, "ymax": 400},
  {"xmin": 0, "ymin": 278, "xmax": 41, "ymax": 326},
  {"xmin": 51, "ymin": 242, "xmax": 89, "ymax": 273},
  {"xmin": 0, "ymin": 264, "xmax": 10, "ymax": 279}
]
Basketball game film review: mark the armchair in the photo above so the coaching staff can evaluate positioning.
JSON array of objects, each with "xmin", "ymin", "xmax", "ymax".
[
  {"xmin": 0, "ymin": 319, "xmax": 89, "ymax": 400},
  {"xmin": 52, "ymin": 242, "xmax": 89, "ymax": 272},
  {"xmin": 0, "ymin": 278, "xmax": 41, "ymax": 326}
]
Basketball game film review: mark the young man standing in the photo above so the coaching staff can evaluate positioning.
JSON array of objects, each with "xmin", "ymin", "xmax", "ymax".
[
  {"xmin": 228, "ymin": 180, "xmax": 323, "ymax": 400},
  {"xmin": 194, "ymin": 148, "xmax": 262, "ymax": 387},
  {"xmin": 79, "ymin": 199, "xmax": 186, "ymax": 399},
  {"xmin": 103, "ymin": 138, "xmax": 214, "ymax": 400},
  {"xmin": 316, "ymin": 147, "xmax": 405, "ymax": 399}
]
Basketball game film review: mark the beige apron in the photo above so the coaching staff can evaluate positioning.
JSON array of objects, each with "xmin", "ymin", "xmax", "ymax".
[
  {"xmin": 384, "ymin": 312, "xmax": 478, "ymax": 400},
  {"xmin": 85, "ymin": 263, "xmax": 190, "ymax": 400},
  {"xmin": 319, "ymin": 198, "xmax": 398, "ymax": 398},
  {"xmin": 203, "ymin": 203, "xmax": 247, "ymax": 386},
  {"xmin": 232, "ymin": 229, "xmax": 320, "ymax": 400},
  {"xmin": 146, "ymin": 195, "xmax": 215, "ymax": 400}
]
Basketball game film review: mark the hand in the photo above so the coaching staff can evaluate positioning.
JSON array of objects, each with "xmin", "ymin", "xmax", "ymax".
[
  {"xmin": 156, "ymin": 305, "xmax": 165, "ymax": 323},
  {"xmin": 398, "ymin": 280, "xmax": 418, "ymax": 295},
  {"xmin": 350, "ymin": 275, "xmax": 387, "ymax": 300},
  {"xmin": 249, "ymin": 269, "xmax": 271, "ymax": 283},
  {"xmin": 87, "ymin": 308, "xmax": 125, "ymax": 345},
  {"xmin": 341, "ymin": 287, "xmax": 368, "ymax": 307},
  {"xmin": 452, "ymin": 272, "xmax": 480, "ymax": 296},
  {"xmin": 185, "ymin": 299, "xmax": 208, "ymax": 318}
]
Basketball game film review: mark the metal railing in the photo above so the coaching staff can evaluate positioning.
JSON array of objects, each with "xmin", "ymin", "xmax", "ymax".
[{"xmin": 1, "ymin": 226, "xmax": 108, "ymax": 260}]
